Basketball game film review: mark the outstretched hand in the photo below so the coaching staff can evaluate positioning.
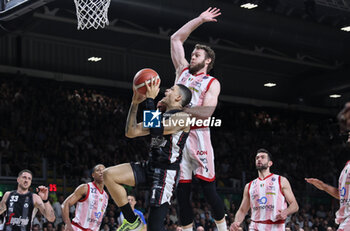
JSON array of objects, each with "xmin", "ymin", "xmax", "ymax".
[
  {"xmin": 305, "ymin": 178, "xmax": 325, "ymax": 191},
  {"xmin": 199, "ymin": 7, "xmax": 221, "ymax": 23}
]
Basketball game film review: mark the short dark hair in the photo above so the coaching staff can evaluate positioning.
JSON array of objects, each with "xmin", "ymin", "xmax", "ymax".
[
  {"xmin": 18, "ymin": 169, "xmax": 33, "ymax": 177},
  {"xmin": 93, "ymin": 164, "xmax": 105, "ymax": 172},
  {"xmin": 177, "ymin": 84, "xmax": 192, "ymax": 107},
  {"xmin": 195, "ymin": 44, "xmax": 216, "ymax": 73},
  {"xmin": 257, "ymin": 148, "xmax": 273, "ymax": 161},
  {"xmin": 128, "ymin": 194, "xmax": 136, "ymax": 200}
]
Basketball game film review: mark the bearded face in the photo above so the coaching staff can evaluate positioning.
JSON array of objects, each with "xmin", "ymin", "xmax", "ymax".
[
  {"xmin": 256, "ymin": 162, "xmax": 269, "ymax": 171},
  {"xmin": 189, "ymin": 49, "xmax": 208, "ymax": 75},
  {"xmin": 255, "ymin": 153, "xmax": 271, "ymax": 171},
  {"xmin": 189, "ymin": 59, "xmax": 206, "ymax": 75}
]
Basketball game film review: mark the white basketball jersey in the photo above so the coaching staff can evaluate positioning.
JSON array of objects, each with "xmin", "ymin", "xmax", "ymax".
[
  {"xmin": 72, "ymin": 182, "xmax": 108, "ymax": 230},
  {"xmin": 336, "ymin": 160, "xmax": 350, "ymax": 225},
  {"xmin": 176, "ymin": 68, "xmax": 217, "ymax": 107},
  {"xmin": 249, "ymin": 174, "xmax": 287, "ymax": 223}
]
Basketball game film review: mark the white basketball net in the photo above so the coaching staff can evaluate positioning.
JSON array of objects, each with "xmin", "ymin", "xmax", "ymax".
[{"xmin": 74, "ymin": 0, "xmax": 111, "ymax": 30}]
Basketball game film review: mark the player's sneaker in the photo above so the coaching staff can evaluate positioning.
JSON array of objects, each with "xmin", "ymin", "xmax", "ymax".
[{"xmin": 117, "ymin": 216, "xmax": 143, "ymax": 231}]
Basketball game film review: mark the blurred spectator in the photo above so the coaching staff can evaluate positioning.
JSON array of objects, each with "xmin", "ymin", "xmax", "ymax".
[
  {"xmin": 108, "ymin": 217, "xmax": 117, "ymax": 231},
  {"xmin": 56, "ymin": 223, "xmax": 65, "ymax": 231},
  {"xmin": 46, "ymin": 222, "xmax": 55, "ymax": 231},
  {"xmin": 117, "ymin": 195, "xmax": 147, "ymax": 230},
  {"xmin": 169, "ymin": 207, "xmax": 178, "ymax": 225},
  {"xmin": 101, "ymin": 223, "xmax": 110, "ymax": 231},
  {"xmin": 32, "ymin": 224, "xmax": 40, "ymax": 231},
  {"xmin": 52, "ymin": 194, "xmax": 64, "ymax": 226},
  {"xmin": 33, "ymin": 211, "xmax": 47, "ymax": 230}
]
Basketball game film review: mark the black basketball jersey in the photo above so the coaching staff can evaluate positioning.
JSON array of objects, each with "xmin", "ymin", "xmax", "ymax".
[
  {"xmin": 149, "ymin": 109, "xmax": 189, "ymax": 170},
  {"xmin": 4, "ymin": 191, "xmax": 35, "ymax": 231}
]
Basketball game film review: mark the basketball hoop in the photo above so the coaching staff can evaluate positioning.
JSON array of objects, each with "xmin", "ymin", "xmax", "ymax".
[{"xmin": 74, "ymin": 0, "xmax": 111, "ymax": 30}]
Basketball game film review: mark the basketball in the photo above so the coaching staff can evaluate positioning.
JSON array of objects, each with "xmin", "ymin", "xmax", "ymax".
[{"xmin": 133, "ymin": 68, "xmax": 160, "ymax": 95}]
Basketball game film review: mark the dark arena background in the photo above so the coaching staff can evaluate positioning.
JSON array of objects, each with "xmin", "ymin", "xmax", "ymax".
[{"xmin": 0, "ymin": 0, "xmax": 350, "ymax": 230}]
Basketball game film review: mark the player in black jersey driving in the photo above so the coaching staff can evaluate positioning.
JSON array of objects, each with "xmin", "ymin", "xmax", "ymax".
[
  {"xmin": 103, "ymin": 78, "xmax": 192, "ymax": 231},
  {"xmin": 0, "ymin": 169, "xmax": 55, "ymax": 231}
]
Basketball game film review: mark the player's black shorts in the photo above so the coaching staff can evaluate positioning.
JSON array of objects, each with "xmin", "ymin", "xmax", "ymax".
[{"xmin": 130, "ymin": 161, "xmax": 178, "ymax": 207}]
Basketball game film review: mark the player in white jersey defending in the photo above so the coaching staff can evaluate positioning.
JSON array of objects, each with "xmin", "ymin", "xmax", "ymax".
[
  {"xmin": 170, "ymin": 7, "xmax": 227, "ymax": 231},
  {"xmin": 62, "ymin": 164, "xmax": 108, "ymax": 231},
  {"xmin": 103, "ymin": 80, "xmax": 192, "ymax": 231},
  {"xmin": 230, "ymin": 149, "xmax": 299, "ymax": 231},
  {"xmin": 305, "ymin": 103, "xmax": 350, "ymax": 231}
]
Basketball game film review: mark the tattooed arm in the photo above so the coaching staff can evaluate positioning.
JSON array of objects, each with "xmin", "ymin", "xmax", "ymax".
[
  {"xmin": 125, "ymin": 88, "xmax": 149, "ymax": 138},
  {"xmin": 33, "ymin": 186, "xmax": 55, "ymax": 222},
  {"xmin": 0, "ymin": 192, "xmax": 10, "ymax": 215}
]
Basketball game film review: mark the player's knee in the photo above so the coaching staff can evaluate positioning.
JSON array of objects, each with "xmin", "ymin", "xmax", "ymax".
[
  {"xmin": 103, "ymin": 165, "xmax": 131, "ymax": 185},
  {"xmin": 201, "ymin": 181, "xmax": 217, "ymax": 199},
  {"xmin": 102, "ymin": 168, "xmax": 113, "ymax": 183}
]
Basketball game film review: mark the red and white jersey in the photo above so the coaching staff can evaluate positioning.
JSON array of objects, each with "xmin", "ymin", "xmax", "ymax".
[
  {"xmin": 248, "ymin": 174, "xmax": 287, "ymax": 223},
  {"xmin": 176, "ymin": 68, "xmax": 217, "ymax": 108},
  {"xmin": 72, "ymin": 182, "xmax": 108, "ymax": 231},
  {"xmin": 176, "ymin": 67, "xmax": 218, "ymax": 182},
  {"xmin": 336, "ymin": 160, "xmax": 350, "ymax": 225}
]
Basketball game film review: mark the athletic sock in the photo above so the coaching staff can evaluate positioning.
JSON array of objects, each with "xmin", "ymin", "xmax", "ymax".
[{"xmin": 120, "ymin": 203, "xmax": 137, "ymax": 223}]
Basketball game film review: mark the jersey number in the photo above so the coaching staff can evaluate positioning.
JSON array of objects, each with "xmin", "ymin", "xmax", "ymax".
[{"xmin": 10, "ymin": 196, "xmax": 19, "ymax": 202}]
